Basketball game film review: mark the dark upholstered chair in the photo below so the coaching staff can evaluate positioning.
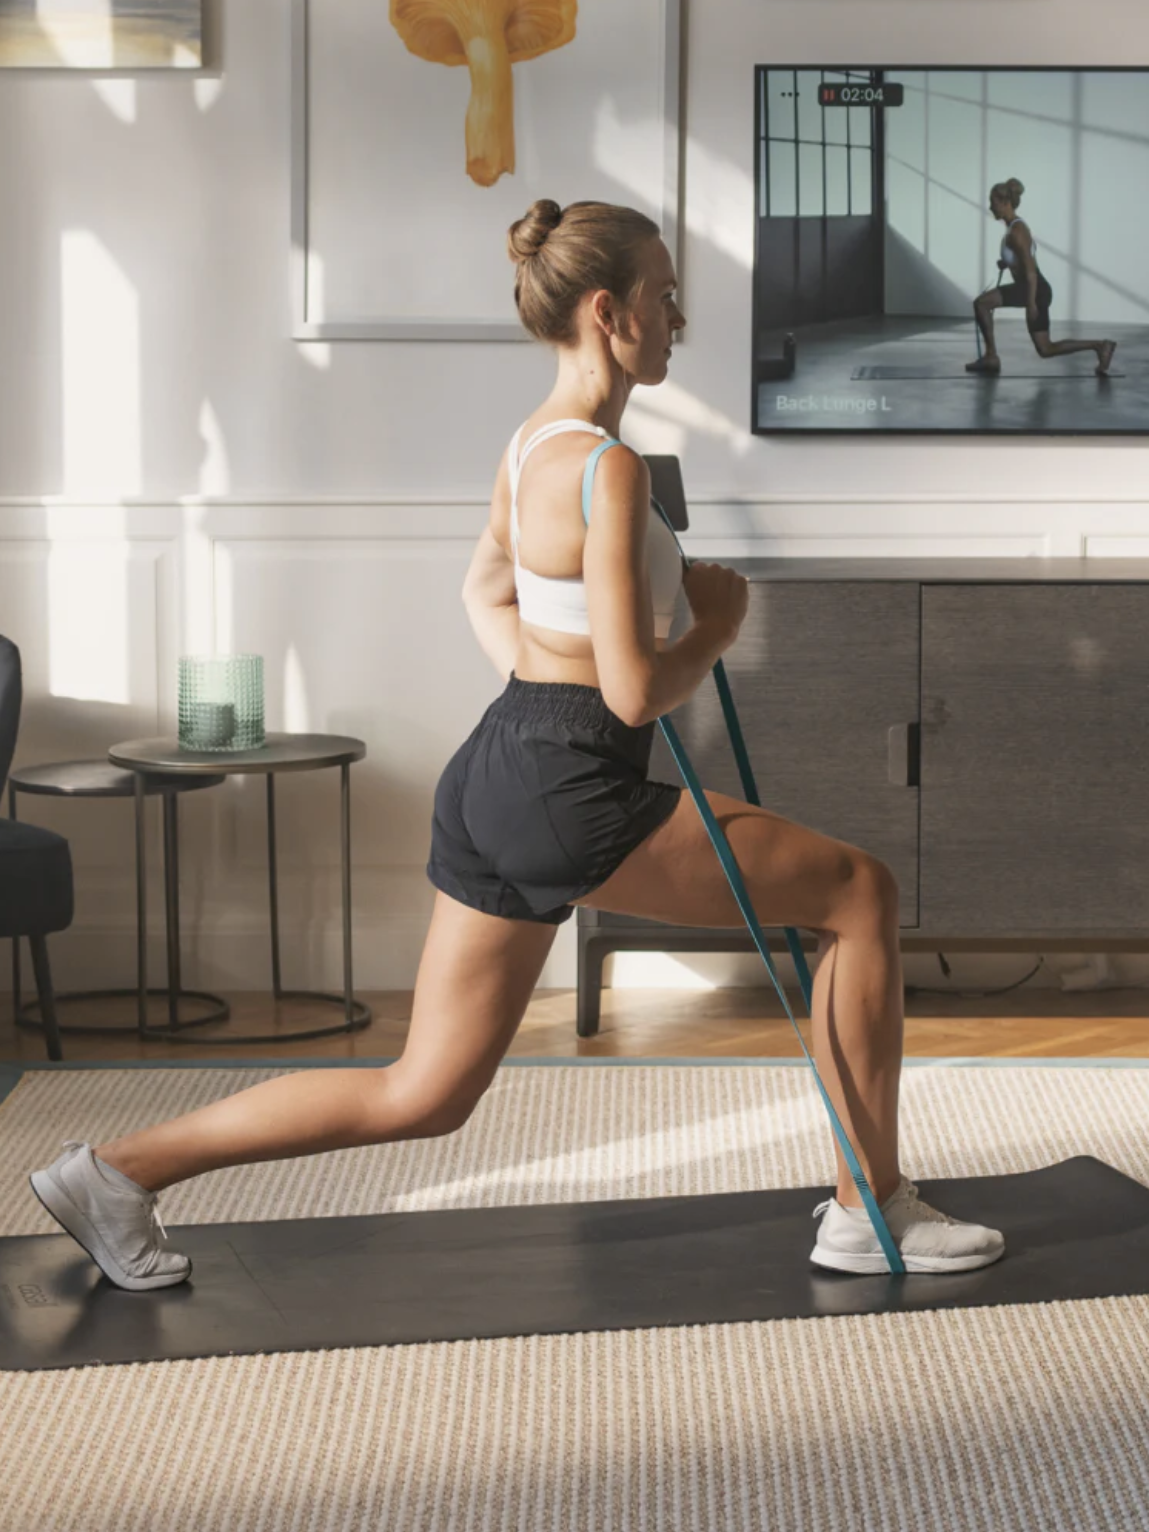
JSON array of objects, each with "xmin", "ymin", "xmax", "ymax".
[{"xmin": 0, "ymin": 637, "xmax": 68, "ymax": 1060}]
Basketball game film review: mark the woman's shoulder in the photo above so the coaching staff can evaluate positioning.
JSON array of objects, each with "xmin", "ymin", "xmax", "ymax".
[{"xmin": 590, "ymin": 439, "xmax": 650, "ymax": 496}]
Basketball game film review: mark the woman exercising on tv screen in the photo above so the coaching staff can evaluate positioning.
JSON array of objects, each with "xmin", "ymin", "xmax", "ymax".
[{"xmin": 967, "ymin": 178, "xmax": 1116, "ymax": 376}]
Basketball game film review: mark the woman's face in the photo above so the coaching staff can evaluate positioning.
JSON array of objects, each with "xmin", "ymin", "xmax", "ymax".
[
  {"xmin": 603, "ymin": 238, "xmax": 686, "ymax": 385},
  {"xmin": 989, "ymin": 189, "xmax": 1007, "ymax": 219}
]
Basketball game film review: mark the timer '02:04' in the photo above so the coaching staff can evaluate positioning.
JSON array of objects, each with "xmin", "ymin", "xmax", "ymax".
[{"xmin": 818, "ymin": 83, "xmax": 905, "ymax": 107}]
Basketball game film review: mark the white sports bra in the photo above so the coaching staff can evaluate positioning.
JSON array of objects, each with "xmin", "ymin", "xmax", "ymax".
[
  {"xmin": 508, "ymin": 419, "xmax": 684, "ymax": 640},
  {"xmin": 1001, "ymin": 217, "xmax": 1037, "ymax": 267}
]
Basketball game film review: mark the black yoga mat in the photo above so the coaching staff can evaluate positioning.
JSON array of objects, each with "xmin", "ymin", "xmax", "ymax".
[
  {"xmin": 852, "ymin": 364, "xmax": 1125, "ymax": 380},
  {"xmin": 3, "ymin": 1157, "xmax": 1147, "ymax": 1372}
]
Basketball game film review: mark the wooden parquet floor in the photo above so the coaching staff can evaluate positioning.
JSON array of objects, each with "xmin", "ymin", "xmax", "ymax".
[{"xmin": 3, "ymin": 986, "xmax": 1149, "ymax": 1064}]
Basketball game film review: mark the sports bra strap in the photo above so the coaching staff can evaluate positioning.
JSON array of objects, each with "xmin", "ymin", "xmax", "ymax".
[
  {"xmin": 581, "ymin": 438, "xmax": 623, "ymax": 526},
  {"xmin": 580, "ymin": 443, "xmax": 684, "ymax": 554},
  {"xmin": 518, "ymin": 419, "xmax": 608, "ymax": 478},
  {"xmin": 512, "ymin": 421, "xmax": 611, "ymax": 555}
]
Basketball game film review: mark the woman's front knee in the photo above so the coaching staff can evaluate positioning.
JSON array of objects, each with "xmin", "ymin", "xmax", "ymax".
[{"xmin": 833, "ymin": 852, "xmax": 900, "ymax": 932}]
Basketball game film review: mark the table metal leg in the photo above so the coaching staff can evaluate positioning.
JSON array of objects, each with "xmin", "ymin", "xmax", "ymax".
[
  {"xmin": 162, "ymin": 792, "xmax": 181, "ymax": 1029},
  {"xmin": 341, "ymin": 761, "xmax": 353, "ymax": 1024},
  {"xmin": 267, "ymin": 774, "xmax": 282, "ymax": 1000},
  {"xmin": 48, "ymin": 757, "xmax": 373, "ymax": 1046},
  {"xmin": 214, "ymin": 761, "xmax": 370, "ymax": 1044},
  {"xmin": 135, "ymin": 770, "xmax": 147, "ymax": 1034}
]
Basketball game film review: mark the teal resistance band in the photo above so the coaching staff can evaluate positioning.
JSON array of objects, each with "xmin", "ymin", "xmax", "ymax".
[{"xmin": 582, "ymin": 439, "xmax": 905, "ymax": 1275}]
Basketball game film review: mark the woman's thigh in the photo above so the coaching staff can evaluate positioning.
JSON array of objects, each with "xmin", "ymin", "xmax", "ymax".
[
  {"xmin": 571, "ymin": 789, "xmax": 896, "ymax": 936},
  {"xmin": 392, "ymin": 892, "xmax": 559, "ymax": 1118}
]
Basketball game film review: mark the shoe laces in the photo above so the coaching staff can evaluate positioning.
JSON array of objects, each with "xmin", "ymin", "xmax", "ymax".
[
  {"xmin": 812, "ymin": 1180, "xmax": 955, "ymax": 1226},
  {"xmin": 62, "ymin": 1140, "xmax": 168, "ymax": 1242},
  {"xmin": 890, "ymin": 1180, "xmax": 956, "ymax": 1226}
]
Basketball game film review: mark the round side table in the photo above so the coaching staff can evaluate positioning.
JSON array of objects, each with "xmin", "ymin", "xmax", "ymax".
[
  {"xmin": 107, "ymin": 733, "xmax": 372, "ymax": 1044},
  {"xmin": 9, "ymin": 761, "xmax": 230, "ymax": 1039}
]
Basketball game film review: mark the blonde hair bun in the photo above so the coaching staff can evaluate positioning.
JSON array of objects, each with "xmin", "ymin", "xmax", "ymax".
[
  {"xmin": 507, "ymin": 199, "xmax": 662, "ymax": 345},
  {"xmin": 507, "ymin": 200, "xmax": 564, "ymax": 265}
]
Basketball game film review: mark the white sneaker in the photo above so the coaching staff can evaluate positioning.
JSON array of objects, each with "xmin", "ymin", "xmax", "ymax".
[
  {"xmin": 29, "ymin": 1141, "xmax": 191, "ymax": 1291},
  {"xmin": 810, "ymin": 1176, "xmax": 1006, "ymax": 1275}
]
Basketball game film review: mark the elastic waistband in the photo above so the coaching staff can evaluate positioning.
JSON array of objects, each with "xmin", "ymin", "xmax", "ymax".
[{"xmin": 491, "ymin": 672, "xmax": 640, "ymax": 733}]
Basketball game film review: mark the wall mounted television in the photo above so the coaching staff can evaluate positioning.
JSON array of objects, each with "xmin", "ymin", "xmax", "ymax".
[{"xmin": 751, "ymin": 67, "xmax": 1147, "ymax": 436}]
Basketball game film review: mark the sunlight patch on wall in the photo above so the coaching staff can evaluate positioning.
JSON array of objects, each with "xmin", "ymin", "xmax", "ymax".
[
  {"xmin": 179, "ymin": 505, "xmax": 215, "ymax": 658},
  {"xmin": 194, "ymin": 76, "xmax": 224, "ymax": 112},
  {"xmin": 214, "ymin": 543, "xmax": 234, "ymax": 655},
  {"xmin": 45, "ymin": 512, "xmax": 129, "ymax": 704},
  {"xmin": 197, "ymin": 398, "xmax": 231, "ymax": 498},
  {"xmin": 682, "ymin": 138, "xmax": 754, "ymax": 271},
  {"xmin": 90, "ymin": 78, "xmax": 136, "ymax": 123},
  {"xmin": 299, "ymin": 247, "xmax": 332, "ymax": 369},
  {"xmin": 283, "ymin": 645, "xmax": 312, "ymax": 733},
  {"xmin": 596, "ymin": 114, "xmax": 754, "ymax": 273},
  {"xmin": 591, "ymin": 96, "xmax": 665, "ymax": 225},
  {"xmin": 61, "ymin": 229, "xmax": 140, "ymax": 497},
  {"xmin": 626, "ymin": 378, "xmax": 751, "ymax": 457}
]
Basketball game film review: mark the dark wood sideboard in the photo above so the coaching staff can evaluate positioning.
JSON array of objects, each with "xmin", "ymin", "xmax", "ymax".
[{"xmin": 577, "ymin": 557, "xmax": 1149, "ymax": 1035}]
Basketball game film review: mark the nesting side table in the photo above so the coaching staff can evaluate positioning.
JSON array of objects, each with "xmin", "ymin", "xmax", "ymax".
[
  {"xmin": 9, "ymin": 761, "xmax": 229, "ymax": 1040},
  {"xmin": 107, "ymin": 732, "xmax": 372, "ymax": 1043}
]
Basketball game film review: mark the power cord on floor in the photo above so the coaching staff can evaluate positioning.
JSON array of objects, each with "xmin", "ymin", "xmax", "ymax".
[{"xmin": 902, "ymin": 952, "xmax": 1047, "ymax": 1001}]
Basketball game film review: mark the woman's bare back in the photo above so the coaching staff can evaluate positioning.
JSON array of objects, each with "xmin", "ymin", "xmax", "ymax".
[{"xmin": 492, "ymin": 417, "xmax": 669, "ymax": 689}]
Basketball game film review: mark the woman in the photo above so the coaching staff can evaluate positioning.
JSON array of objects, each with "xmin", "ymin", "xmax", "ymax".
[
  {"xmin": 31, "ymin": 200, "xmax": 1004, "ymax": 1287},
  {"xmin": 967, "ymin": 177, "xmax": 1116, "ymax": 375}
]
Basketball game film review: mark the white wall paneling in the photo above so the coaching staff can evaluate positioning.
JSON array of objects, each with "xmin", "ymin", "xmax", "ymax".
[{"xmin": 6, "ymin": 500, "xmax": 1149, "ymax": 991}]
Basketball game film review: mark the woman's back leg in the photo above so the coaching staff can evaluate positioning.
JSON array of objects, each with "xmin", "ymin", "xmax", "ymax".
[{"xmin": 95, "ymin": 894, "xmax": 559, "ymax": 1192}]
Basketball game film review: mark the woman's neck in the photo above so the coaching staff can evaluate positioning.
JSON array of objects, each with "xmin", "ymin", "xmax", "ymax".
[{"xmin": 548, "ymin": 348, "xmax": 633, "ymax": 439}]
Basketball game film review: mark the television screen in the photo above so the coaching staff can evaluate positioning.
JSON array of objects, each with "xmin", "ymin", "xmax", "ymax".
[{"xmin": 751, "ymin": 67, "xmax": 1147, "ymax": 435}]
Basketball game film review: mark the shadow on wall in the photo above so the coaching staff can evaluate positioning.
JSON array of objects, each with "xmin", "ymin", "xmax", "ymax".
[{"xmin": 884, "ymin": 226, "xmax": 981, "ymax": 319}]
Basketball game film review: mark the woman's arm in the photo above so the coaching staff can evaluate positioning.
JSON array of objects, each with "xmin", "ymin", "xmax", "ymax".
[
  {"xmin": 584, "ymin": 447, "xmax": 732, "ymax": 727},
  {"xmin": 1013, "ymin": 223, "xmax": 1040, "ymax": 326},
  {"xmin": 462, "ymin": 451, "xmax": 520, "ymax": 681}
]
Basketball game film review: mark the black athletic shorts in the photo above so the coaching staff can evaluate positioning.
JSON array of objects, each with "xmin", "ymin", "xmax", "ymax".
[
  {"xmin": 1000, "ymin": 271, "xmax": 1053, "ymax": 335},
  {"xmin": 426, "ymin": 673, "xmax": 683, "ymax": 925}
]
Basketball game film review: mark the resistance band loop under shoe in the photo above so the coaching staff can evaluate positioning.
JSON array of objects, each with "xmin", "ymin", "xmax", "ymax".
[{"xmin": 582, "ymin": 439, "xmax": 905, "ymax": 1274}]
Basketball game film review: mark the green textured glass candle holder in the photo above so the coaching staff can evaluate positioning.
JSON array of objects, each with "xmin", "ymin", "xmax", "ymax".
[{"xmin": 178, "ymin": 654, "xmax": 265, "ymax": 752}]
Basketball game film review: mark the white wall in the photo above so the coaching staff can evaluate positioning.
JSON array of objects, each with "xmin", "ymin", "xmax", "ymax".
[
  {"xmin": 4, "ymin": 0, "xmax": 1149, "ymax": 998},
  {"xmin": 885, "ymin": 69, "xmax": 1149, "ymax": 322}
]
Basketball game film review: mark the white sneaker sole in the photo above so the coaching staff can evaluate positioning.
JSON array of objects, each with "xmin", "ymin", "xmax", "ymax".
[
  {"xmin": 29, "ymin": 1169, "xmax": 191, "ymax": 1292},
  {"xmin": 809, "ymin": 1243, "xmax": 1006, "ymax": 1275}
]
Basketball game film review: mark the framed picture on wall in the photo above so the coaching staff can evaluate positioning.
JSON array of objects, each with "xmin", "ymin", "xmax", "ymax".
[
  {"xmin": 291, "ymin": 0, "xmax": 683, "ymax": 341},
  {"xmin": 0, "ymin": 0, "xmax": 202, "ymax": 68},
  {"xmin": 751, "ymin": 65, "xmax": 1147, "ymax": 436}
]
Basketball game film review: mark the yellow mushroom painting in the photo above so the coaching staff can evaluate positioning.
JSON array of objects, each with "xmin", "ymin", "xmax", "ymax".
[{"xmin": 390, "ymin": 0, "xmax": 578, "ymax": 187}]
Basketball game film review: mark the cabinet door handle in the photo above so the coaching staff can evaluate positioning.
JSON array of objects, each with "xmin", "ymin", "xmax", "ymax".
[{"xmin": 887, "ymin": 723, "xmax": 920, "ymax": 787}]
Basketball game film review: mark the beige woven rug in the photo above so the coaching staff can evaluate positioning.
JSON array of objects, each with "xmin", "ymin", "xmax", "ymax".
[{"xmin": 2, "ymin": 1061, "xmax": 1149, "ymax": 1531}]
